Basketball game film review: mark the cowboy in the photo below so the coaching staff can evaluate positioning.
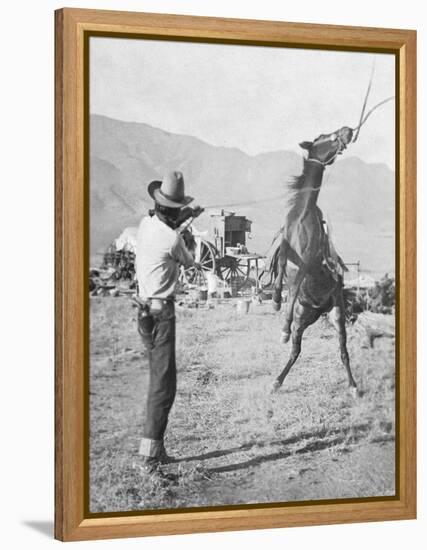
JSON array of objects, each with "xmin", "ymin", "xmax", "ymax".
[{"xmin": 135, "ymin": 171, "xmax": 203, "ymax": 473}]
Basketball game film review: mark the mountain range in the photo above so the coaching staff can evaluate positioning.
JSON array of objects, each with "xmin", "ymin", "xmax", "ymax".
[{"xmin": 90, "ymin": 114, "xmax": 395, "ymax": 275}]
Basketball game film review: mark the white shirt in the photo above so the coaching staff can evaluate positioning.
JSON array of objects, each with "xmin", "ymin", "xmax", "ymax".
[{"xmin": 136, "ymin": 215, "xmax": 194, "ymax": 300}]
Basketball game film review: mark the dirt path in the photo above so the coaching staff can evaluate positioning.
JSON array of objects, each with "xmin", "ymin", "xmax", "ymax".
[{"xmin": 89, "ymin": 297, "xmax": 395, "ymax": 512}]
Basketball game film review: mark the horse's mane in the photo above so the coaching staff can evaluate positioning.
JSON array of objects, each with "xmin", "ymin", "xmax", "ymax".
[{"xmin": 281, "ymin": 159, "xmax": 314, "ymax": 217}]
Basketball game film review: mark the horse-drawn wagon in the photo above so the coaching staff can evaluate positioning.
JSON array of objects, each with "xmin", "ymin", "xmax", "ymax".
[
  {"xmin": 93, "ymin": 212, "xmax": 265, "ymax": 295},
  {"xmin": 182, "ymin": 210, "xmax": 264, "ymax": 292}
]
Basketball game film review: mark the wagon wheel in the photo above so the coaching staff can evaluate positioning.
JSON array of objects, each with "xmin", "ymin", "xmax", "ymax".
[
  {"xmin": 182, "ymin": 240, "xmax": 217, "ymax": 286},
  {"xmin": 217, "ymin": 256, "xmax": 250, "ymax": 290}
]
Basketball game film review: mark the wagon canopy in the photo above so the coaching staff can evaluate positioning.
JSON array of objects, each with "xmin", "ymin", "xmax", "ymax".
[{"xmin": 114, "ymin": 226, "xmax": 138, "ymax": 253}]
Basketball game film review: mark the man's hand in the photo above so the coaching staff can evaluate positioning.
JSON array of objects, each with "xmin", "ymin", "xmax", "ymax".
[
  {"xmin": 191, "ymin": 205, "xmax": 204, "ymax": 218},
  {"xmin": 181, "ymin": 229, "xmax": 196, "ymax": 251},
  {"xmin": 175, "ymin": 205, "xmax": 204, "ymax": 229}
]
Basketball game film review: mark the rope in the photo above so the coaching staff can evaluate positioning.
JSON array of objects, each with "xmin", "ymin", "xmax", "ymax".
[
  {"xmin": 354, "ymin": 96, "xmax": 395, "ymax": 131},
  {"xmin": 353, "ymin": 59, "xmax": 376, "ymax": 143},
  {"xmin": 202, "ymin": 167, "xmax": 332, "ymax": 210},
  {"xmin": 177, "ymin": 195, "xmax": 290, "ymax": 231},
  {"xmin": 203, "ymin": 193, "xmax": 289, "ymax": 210}
]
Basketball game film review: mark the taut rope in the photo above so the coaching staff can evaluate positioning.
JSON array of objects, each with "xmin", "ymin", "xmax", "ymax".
[
  {"xmin": 353, "ymin": 60, "xmax": 376, "ymax": 143},
  {"xmin": 203, "ymin": 193, "xmax": 289, "ymax": 210},
  {"xmin": 352, "ymin": 96, "xmax": 395, "ymax": 137},
  {"xmin": 352, "ymin": 56, "xmax": 394, "ymax": 141}
]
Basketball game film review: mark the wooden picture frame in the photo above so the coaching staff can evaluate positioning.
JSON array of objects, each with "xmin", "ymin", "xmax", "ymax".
[{"xmin": 55, "ymin": 7, "xmax": 416, "ymax": 542}]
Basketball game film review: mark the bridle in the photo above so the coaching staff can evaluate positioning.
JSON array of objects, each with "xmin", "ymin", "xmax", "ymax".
[
  {"xmin": 306, "ymin": 158, "xmax": 327, "ymax": 168},
  {"xmin": 307, "ymin": 133, "xmax": 347, "ymax": 167}
]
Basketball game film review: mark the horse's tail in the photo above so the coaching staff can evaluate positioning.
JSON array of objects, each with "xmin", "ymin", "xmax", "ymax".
[
  {"xmin": 265, "ymin": 231, "xmax": 284, "ymax": 272},
  {"xmin": 271, "ymin": 244, "xmax": 283, "ymax": 276},
  {"xmin": 258, "ymin": 244, "xmax": 282, "ymax": 289},
  {"xmin": 281, "ymin": 265, "xmax": 307, "ymax": 342}
]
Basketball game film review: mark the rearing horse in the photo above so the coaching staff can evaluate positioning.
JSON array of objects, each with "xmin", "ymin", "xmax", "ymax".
[{"xmin": 271, "ymin": 126, "xmax": 358, "ymax": 394}]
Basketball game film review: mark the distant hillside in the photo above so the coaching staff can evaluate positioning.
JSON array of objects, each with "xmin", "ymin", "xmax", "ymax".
[{"xmin": 90, "ymin": 114, "xmax": 395, "ymax": 274}]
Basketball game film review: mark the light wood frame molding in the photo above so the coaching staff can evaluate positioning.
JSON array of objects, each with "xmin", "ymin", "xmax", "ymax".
[{"xmin": 55, "ymin": 7, "xmax": 416, "ymax": 542}]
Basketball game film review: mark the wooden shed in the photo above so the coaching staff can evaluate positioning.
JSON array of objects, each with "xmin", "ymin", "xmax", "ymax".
[{"xmin": 208, "ymin": 210, "xmax": 252, "ymax": 257}]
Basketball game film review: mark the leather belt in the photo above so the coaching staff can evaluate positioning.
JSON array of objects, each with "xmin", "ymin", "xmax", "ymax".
[{"xmin": 132, "ymin": 295, "xmax": 174, "ymax": 311}]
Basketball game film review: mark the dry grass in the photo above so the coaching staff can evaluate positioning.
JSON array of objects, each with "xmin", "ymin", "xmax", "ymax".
[{"xmin": 89, "ymin": 296, "xmax": 395, "ymax": 512}]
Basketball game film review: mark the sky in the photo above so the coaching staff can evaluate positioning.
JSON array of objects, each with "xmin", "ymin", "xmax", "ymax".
[{"xmin": 90, "ymin": 36, "xmax": 395, "ymax": 169}]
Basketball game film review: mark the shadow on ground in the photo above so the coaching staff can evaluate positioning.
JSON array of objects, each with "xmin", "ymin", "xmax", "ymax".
[{"xmin": 175, "ymin": 421, "xmax": 379, "ymax": 474}]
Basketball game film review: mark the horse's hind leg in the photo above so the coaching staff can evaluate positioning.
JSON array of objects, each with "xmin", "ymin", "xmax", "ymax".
[
  {"xmin": 329, "ymin": 290, "xmax": 358, "ymax": 390},
  {"xmin": 273, "ymin": 303, "xmax": 321, "ymax": 392},
  {"xmin": 272, "ymin": 326, "xmax": 303, "ymax": 392}
]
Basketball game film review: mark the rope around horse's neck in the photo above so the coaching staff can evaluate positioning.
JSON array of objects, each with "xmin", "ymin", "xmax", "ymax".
[
  {"xmin": 202, "ymin": 158, "xmax": 331, "ymax": 210},
  {"xmin": 201, "ymin": 185, "xmax": 325, "ymax": 212}
]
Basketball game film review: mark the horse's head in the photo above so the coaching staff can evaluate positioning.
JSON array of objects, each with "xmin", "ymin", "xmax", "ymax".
[{"xmin": 299, "ymin": 126, "xmax": 353, "ymax": 166}]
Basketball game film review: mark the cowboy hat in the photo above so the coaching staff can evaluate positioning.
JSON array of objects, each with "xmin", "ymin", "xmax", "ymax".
[{"xmin": 148, "ymin": 171, "xmax": 194, "ymax": 208}]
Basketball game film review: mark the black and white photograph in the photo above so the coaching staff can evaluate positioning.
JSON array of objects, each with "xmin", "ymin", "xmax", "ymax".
[{"xmin": 88, "ymin": 35, "xmax": 396, "ymax": 513}]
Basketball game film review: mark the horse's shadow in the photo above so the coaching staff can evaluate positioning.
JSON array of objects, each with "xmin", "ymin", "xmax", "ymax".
[{"xmin": 175, "ymin": 422, "xmax": 376, "ymax": 474}]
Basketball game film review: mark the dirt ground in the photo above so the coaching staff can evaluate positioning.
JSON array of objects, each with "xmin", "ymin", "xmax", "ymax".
[{"xmin": 89, "ymin": 296, "xmax": 395, "ymax": 513}]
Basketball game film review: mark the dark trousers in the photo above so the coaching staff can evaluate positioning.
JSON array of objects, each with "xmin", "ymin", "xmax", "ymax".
[{"xmin": 137, "ymin": 303, "xmax": 176, "ymax": 450}]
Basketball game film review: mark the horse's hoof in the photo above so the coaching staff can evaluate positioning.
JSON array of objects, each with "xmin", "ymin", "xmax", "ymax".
[
  {"xmin": 280, "ymin": 331, "xmax": 290, "ymax": 344},
  {"xmin": 271, "ymin": 380, "xmax": 281, "ymax": 393},
  {"xmin": 349, "ymin": 385, "xmax": 359, "ymax": 398},
  {"xmin": 272, "ymin": 300, "xmax": 281, "ymax": 312}
]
